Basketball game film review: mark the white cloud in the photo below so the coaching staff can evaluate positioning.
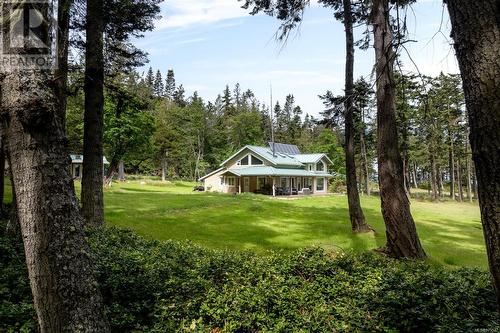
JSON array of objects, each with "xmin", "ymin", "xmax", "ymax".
[{"xmin": 156, "ymin": 0, "xmax": 250, "ymax": 29}]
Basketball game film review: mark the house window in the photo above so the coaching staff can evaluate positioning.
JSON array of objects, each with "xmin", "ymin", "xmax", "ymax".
[
  {"xmin": 316, "ymin": 161, "xmax": 325, "ymax": 171},
  {"xmin": 316, "ymin": 178, "xmax": 325, "ymax": 191},
  {"xmin": 280, "ymin": 177, "xmax": 287, "ymax": 188},
  {"xmin": 257, "ymin": 177, "xmax": 267, "ymax": 189},
  {"xmin": 308, "ymin": 164, "xmax": 313, "ymax": 171},
  {"xmin": 240, "ymin": 155, "xmax": 249, "ymax": 165},
  {"xmin": 251, "ymin": 155, "xmax": 263, "ymax": 165},
  {"xmin": 227, "ymin": 177, "xmax": 235, "ymax": 186}
]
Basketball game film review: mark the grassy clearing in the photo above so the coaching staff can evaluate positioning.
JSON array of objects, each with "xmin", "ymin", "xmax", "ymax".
[
  {"xmin": 88, "ymin": 179, "xmax": 486, "ymax": 269},
  {"xmin": 3, "ymin": 178, "xmax": 485, "ymax": 268}
]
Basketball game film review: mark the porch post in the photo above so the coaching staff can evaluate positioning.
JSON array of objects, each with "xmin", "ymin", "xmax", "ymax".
[
  {"xmin": 272, "ymin": 177, "xmax": 276, "ymax": 197},
  {"xmin": 238, "ymin": 177, "xmax": 241, "ymax": 194}
]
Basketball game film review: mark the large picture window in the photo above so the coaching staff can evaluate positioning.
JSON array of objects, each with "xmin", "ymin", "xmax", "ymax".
[{"xmin": 316, "ymin": 178, "xmax": 325, "ymax": 191}]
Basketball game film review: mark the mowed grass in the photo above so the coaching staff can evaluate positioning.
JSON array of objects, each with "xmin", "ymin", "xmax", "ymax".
[{"xmin": 90, "ymin": 180, "xmax": 487, "ymax": 269}]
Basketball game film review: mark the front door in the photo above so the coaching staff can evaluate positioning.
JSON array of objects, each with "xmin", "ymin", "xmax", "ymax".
[{"xmin": 243, "ymin": 177, "xmax": 250, "ymax": 192}]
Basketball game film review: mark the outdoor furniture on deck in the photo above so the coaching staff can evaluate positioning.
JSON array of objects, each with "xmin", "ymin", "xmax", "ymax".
[{"xmin": 299, "ymin": 188, "xmax": 311, "ymax": 195}]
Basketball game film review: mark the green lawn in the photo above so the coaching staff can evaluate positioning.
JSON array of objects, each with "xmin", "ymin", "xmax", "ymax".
[{"xmin": 92, "ymin": 180, "xmax": 486, "ymax": 269}]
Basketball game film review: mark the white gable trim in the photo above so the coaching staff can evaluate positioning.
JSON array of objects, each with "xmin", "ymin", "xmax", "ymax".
[
  {"xmin": 219, "ymin": 146, "xmax": 277, "ymax": 167},
  {"xmin": 198, "ymin": 167, "xmax": 225, "ymax": 181}
]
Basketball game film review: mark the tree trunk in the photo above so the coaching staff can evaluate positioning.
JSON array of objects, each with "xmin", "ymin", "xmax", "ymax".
[
  {"xmin": 5, "ymin": 156, "xmax": 20, "ymax": 237},
  {"xmin": 82, "ymin": 0, "xmax": 105, "ymax": 226},
  {"xmin": 449, "ymin": 136, "xmax": 455, "ymax": 199},
  {"xmin": 457, "ymin": 159, "xmax": 463, "ymax": 202},
  {"xmin": 343, "ymin": 0, "xmax": 372, "ymax": 232},
  {"xmin": 0, "ymin": 68, "xmax": 109, "ymax": 331},
  {"xmin": 446, "ymin": 0, "xmax": 500, "ymax": 310},
  {"xmin": 412, "ymin": 163, "xmax": 418, "ymax": 189},
  {"xmin": 472, "ymin": 165, "xmax": 477, "ymax": 199},
  {"xmin": 465, "ymin": 130, "xmax": 473, "ymax": 202},
  {"xmin": 161, "ymin": 154, "xmax": 167, "ymax": 182},
  {"xmin": 437, "ymin": 167, "xmax": 444, "ymax": 198},
  {"xmin": 371, "ymin": 0, "xmax": 426, "ymax": 258},
  {"xmin": 360, "ymin": 127, "xmax": 371, "ymax": 196},
  {"xmin": 54, "ymin": 0, "xmax": 71, "ymax": 128},
  {"xmin": 118, "ymin": 160, "xmax": 125, "ymax": 181},
  {"xmin": 430, "ymin": 154, "xmax": 438, "ymax": 201},
  {"xmin": 0, "ymin": 139, "xmax": 4, "ymax": 215}
]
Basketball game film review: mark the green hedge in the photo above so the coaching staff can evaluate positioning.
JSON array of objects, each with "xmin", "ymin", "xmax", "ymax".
[{"xmin": 1, "ymin": 225, "xmax": 498, "ymax": 332}]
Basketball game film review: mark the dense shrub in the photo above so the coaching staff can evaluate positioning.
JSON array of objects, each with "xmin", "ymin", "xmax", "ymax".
[{"xmin": 1, "ymin": 223, "xmax": 498, "ymax": 332}]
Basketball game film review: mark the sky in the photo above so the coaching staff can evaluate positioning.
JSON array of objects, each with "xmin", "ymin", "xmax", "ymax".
[{"xmin": 135, "ymin": 0, "xmax": 459, "ymax": 117}]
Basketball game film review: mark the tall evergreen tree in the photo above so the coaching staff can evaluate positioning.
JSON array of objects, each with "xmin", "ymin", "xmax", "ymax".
[
  {"xmin": 173, "ymin": 85, "xmax": 187, "ymax": 107},
  {"xmin": 0, "ymin": 1, "xmax": 108, "ymax": 329},
  {"xmin": 371, "ymin": 0, "xmax": 426, "ymax": 258},
  {"xmin": 446, "ymin": 0, "xmax": 500, "ymax": 310},
  {"xmin": 165, "ymin": 69, "xmax": 176, "ymax": 99},
  {"xmin": 82, "ymin": 0, "xmax": 106, "ymax": 226},
  {"xmin": 154, "ymin": 70, "xmax": 164, "ymax": 97},
  {"xmin": 145, "ymin": 67, "xmax": 154, "ymax": 89}
]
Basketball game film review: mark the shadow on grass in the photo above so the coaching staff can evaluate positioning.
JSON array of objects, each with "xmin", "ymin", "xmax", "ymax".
[{"xmin": 104, "ymin": 189, "xmax": 487, "ymax": 268}]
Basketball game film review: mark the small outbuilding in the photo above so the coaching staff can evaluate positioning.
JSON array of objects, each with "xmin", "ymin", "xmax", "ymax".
[{"xmin": 70, "ymin": 154, "xmax": 110, "ymax": 179}]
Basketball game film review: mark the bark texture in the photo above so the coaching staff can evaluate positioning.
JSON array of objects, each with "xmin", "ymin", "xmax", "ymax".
[
  {"xmin": 55, "ymin": 0, "xmax": 71, "ymax": 128},
  {"xmin": 446, "ymin": 0, "xmax": 500, "ymax": 310},
  {"xmin": 371, "ymin": 0, "xmax": 426, "ymax": 258},
  {"xmin": 0, "ymin": 139, "xmax": 4, "ymax": 214},
  {"xmin": 0, "ymin": 69, "xmax": 109, "ymax": 332},
  {"xmin": 343, "ymin": 0, "xmax": 372, "ymax": 232},
  {"xmin": 82, "ymin": 0, "xmax": 105, "ymax": 226}
]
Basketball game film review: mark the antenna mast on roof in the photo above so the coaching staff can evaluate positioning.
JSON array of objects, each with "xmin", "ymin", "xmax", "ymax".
[{"xmin": 270, "ymin": 83, "xmax": 276, "ymax": 157}]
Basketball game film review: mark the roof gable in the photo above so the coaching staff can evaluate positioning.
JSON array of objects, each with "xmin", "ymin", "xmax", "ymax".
[
  {"xmin": 220, "ymin": 145, "xmax": 304, "ymax": 167},
  {"xmin": 292, "ymin": 154, "xmax": 334, "ymax": 165}
]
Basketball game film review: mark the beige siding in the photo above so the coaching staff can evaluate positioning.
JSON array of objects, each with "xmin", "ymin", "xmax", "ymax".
[{"xmin": 203, "ymin": 170, "xmax": 224, "ymax": 192}]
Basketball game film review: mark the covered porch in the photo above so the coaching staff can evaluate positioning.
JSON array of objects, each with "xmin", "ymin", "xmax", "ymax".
[{"xmin": 220, "ymin": 170, "xmax": 329, "ymax": 196}]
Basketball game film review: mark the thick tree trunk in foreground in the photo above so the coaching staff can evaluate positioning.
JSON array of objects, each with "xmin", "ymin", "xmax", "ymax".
[
  {"xmin": 0, "ymin": 69, "xmax": 108, "ymax": 332},
  {"xmin": 82, "ymin": 0, "xmax": 105, "ymax": 226},
  {"xmin": 343, "ymin": 0, "xmax": 372, "ymax": 232},
  {"xmin": 371, "ymin": 0, "xmax": 426, "ymax": 258},
  {"xmin": 446, "ymin": 0, "xmax": 500, "ymax": 310}
]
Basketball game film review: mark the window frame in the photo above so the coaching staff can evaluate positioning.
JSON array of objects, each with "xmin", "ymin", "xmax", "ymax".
[
  {"xmin": 251, "ymin": 155, "xmax": 263, "ymax": 165},
  {"xmin": 316, "ymin": 177, "xmax": 325, "ymax": 191}
]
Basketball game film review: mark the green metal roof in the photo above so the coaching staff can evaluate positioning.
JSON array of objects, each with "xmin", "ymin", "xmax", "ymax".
[
  {"xmin": 292, "ymin": 154, "xmax": 326, "ymax": 164},
  {"xmin": 220, "ymin": 145, "xmax": 304, "ymax": 167},
  {"xmin": 221, "ymin": 166, "xmax": 333, "ymax": 178}
]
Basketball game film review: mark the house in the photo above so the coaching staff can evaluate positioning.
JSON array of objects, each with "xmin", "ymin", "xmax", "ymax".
[
  {"xmin": 70, "ymin": 154, "xmax": 110, "ymax": 179},
  {"xmin": 199, "ymin": 143, "xmax": 334, "ymax": 196}
]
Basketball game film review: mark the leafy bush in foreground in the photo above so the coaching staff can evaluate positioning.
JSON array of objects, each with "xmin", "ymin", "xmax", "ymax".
[{"xmin": 1, "ymin": 224, "xmax": 498, "ymax": 332}]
